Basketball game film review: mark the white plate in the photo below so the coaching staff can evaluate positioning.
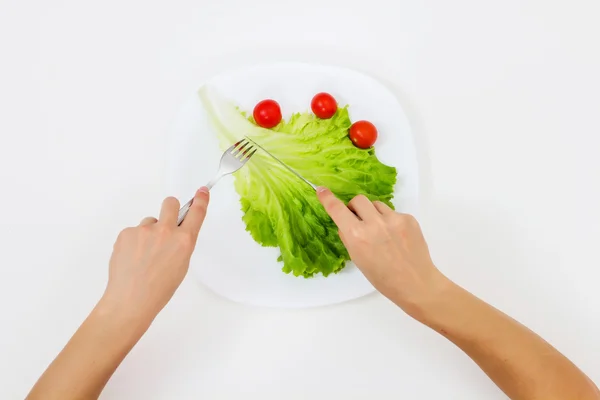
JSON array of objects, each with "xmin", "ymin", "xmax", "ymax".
[{"xmin": 166, "ymin": 62, "xmax": 418, "ymax": 308}]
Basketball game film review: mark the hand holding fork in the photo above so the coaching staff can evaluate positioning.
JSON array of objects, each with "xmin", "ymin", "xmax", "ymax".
[{"xmin": 177, "ymin": 139, "xmax": 256, "ymax": 225}]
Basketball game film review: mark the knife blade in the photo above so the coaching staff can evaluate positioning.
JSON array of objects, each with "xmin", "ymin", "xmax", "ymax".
[{"xmin": 244, "ymin": 136, "xmax": 317, "ymax": 190}]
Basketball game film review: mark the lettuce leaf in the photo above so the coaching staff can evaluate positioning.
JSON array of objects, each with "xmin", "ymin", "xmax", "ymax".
[{"xmin": 199, "ymin": 86, "xmax": 397, "ymax": 277}]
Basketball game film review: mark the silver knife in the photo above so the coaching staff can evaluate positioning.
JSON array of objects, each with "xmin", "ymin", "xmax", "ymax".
[{"xmin": 244, "ymin": 136, "xmax": 317, "ymax": 190}]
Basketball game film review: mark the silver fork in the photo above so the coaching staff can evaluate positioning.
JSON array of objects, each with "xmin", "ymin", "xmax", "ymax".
[{"xmin": 177, "ymin": 138, "xmax": 256, "ymax": 225}]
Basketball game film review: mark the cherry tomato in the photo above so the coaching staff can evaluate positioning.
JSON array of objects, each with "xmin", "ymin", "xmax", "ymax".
[
  {"xmin": 253, "ymin": 99, "xmax": 282, "ymax": 128},
  {"xmin": 311, "ymin": 92, "xmax": 337, "ymax": 119},
  {"xmin": 349, "ymin": 120, "xmax": 378, "ymax": 149}
]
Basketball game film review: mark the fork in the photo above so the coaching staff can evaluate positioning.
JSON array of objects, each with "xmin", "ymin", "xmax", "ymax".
[{"xmin": 176, "ymin": 138, "xmax": 256, "ymax": 225}]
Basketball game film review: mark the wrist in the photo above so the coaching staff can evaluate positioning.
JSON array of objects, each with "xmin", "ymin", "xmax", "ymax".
[
  {"xmin": 93, "ymin": 295, "xmax": 153, "ymax": 341},
  {"xmin": 410, "ymin": 277, "xmax": 467, "ymax": 328},
  {"xmin": 399, "ymin": 272, "xmax": 459, "ymax": 323}
]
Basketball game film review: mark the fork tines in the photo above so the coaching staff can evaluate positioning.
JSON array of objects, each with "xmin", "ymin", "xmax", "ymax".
[{"xmin": 230, "ymin": 138, "xmax": 257, "ymax": 161}]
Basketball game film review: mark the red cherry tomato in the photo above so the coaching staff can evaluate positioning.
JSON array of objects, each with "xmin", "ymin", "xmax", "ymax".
[
  {"xmin": 253, "ymin": 99, "xmax": 282, "ymax": 128},
  {"xmin": 349, "ymin": 120, "xmax": 378, "ymax": 149},
  {"xmin": 311, "ymin": 92, "xmax": 337, "ymax": 119}
]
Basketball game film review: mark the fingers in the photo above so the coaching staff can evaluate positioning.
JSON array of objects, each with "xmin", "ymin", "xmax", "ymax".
[
  {"xmin": 139, "ymin": 216, "xmax": 158, "ymax": 226},
  {"xmin": 373, "ymin": 201, "xmax": 394, "ymax": 215},
  {"xmin": 338, "ymin": 229, "xmax": 347, "ymax": 244},
  {"xmin": 347, "ymin": 195, "xmax": 380, "ymax": 221},
  {"xmin": 316, "ymin": 187, "xmax": 359, "ymax": 231},
  {"xmin": 180, "ymin": 187, "xmax": 210, "ymax": 235},
  {"xmin": 159, "ymin": 197, "xmax": 180, "ymax": 226}
]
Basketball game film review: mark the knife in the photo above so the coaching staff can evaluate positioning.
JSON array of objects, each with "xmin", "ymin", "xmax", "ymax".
[{"xmin": 244, "ymin": 136, "xmax": 317, "ymax": 190}]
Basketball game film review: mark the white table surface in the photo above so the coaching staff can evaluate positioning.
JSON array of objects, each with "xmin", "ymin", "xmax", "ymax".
[{"xmin": 1, "ymin": 0, "xmax": 599, "ymax": 398}]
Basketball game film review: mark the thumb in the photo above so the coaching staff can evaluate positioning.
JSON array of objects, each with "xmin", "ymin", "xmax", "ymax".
[{"xmin": 180, "ymin": 187, "xmax": 210, "ymax": 236}]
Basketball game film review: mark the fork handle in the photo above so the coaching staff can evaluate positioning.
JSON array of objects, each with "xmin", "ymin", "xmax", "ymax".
[
  {"xmin": 177, "ymin": 199, "xmax": 194, "ymax": 226},
  {"xmin": 176, "ymin": 174, "xmax": 223, "ymax": 225}
]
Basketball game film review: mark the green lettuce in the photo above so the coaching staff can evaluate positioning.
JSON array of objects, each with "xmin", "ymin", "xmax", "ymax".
[{"xmin": 199, "ymin": 86, "xmax": 397, "ymax": 277}]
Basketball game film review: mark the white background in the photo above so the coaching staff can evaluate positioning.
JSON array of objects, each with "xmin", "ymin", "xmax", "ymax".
[{"xmin": 1, "ymin": 0, "xmax": 599, "ymax": 399}]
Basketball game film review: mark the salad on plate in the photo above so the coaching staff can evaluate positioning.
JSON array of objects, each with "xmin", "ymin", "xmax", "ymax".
[{"xmin": 199, "ymin": 86, "xmax": 398, "ymax": 278}]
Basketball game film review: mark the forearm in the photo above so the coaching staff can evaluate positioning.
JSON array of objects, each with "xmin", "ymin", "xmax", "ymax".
[
  {"xmin": 27, "ymin": 298, "xmax": 151, "ymax": 400},
  {"xmin": 412, "ymin": 278, "xmax": 599, "ymax": 400}
]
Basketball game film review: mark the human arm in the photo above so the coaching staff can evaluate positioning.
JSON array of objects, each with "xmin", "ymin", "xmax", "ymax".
[
  {"xmin": 26, "ymin": 188, "xmax": 210, "ymax": 400},
  {"xmin": 419, "ymin": 281, "xmax": 599, "ymax": 400},
  {"xmin": 317, "ymin": 187, "xmax": 599, "ymax": 400}
]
